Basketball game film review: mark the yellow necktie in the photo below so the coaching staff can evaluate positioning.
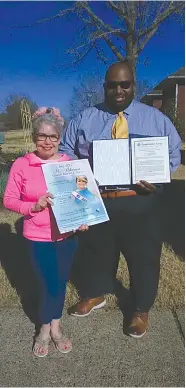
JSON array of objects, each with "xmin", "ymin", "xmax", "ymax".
[{"xmin": 112, "ymin": 111, "xmax": 129, "ymax": 139}]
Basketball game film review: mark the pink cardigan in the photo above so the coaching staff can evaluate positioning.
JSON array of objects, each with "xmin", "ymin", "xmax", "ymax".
[{"xmin": 3, "ymin": 152, "xmax": 72, "ymax": 242}]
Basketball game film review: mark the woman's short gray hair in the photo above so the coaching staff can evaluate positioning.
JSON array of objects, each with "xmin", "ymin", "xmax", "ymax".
[{"xmin": 32, "ymin": 114, "xmax": 63, "ymax": 140}]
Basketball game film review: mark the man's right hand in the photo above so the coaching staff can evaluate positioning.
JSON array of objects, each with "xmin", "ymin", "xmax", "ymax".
[
  {"xmin": 136, "ymin": 180, "xmax": 156, "ymax": 193},
  {"xmin": 32, "ymin": 193, "xmax": 54, "ymax": 212}
]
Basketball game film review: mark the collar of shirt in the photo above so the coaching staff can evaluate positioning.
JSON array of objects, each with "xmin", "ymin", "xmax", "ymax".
[
  {"xmin": 123, "ymin": 99, "xmax": 135, "ymax": 115},
  {"xmin": 100, "ymin": 99, "xmax": 135, "ymax": 117}
]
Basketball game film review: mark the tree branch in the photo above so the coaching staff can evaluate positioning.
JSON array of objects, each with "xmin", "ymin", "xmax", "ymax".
[
  {"xmin": 94, "ymin": 44, "xmax": 108, "ymax": 63},
  {"xmin": 92, "ymin": 29, "xmax": 128, "ymax": 41},
  {"xmin": 137, "ymin": 2, "xmax": 148, "ymax": 35},
  {"xmin": 77, "ymin": 3, "xmax": 126, "ymax": 61},
  {"xmin": 108, "ymin": 1, "xmax": 129, "ymax": 23},
  {"xmin": 79, "ymin": 1, "xmax": 128, "ymax": 40},
  {"xmin": 10, "ymin": 7, "xmax": 74, "ymax": 28},
  {"xmin": 138, "ymin": 1, "xmax": 184, "ymax": 40},
  {"xmin": 137, "ymin": 1, "xmax": 184, "ymax": 54},
  {"xmin": 79, "ymin": 2, "xmax": 114, "ymax": 31},
  {"xmin": 70, "ymin": 42, "xmax": 97, "ymax": 65},
  {"xmin": 103, "ymin": 35, "xmax": 125, "ymax": 61},
  {"xmin": 53, "ymin": 41, "xmax": 97, "ymax": 71},
  {"xmin": 72, "ymin": 29, "xmax": 125, "ymax": 51},
  {"xmin": 8, "ymin": 0, "xmax": 183, "ymax": 78}
]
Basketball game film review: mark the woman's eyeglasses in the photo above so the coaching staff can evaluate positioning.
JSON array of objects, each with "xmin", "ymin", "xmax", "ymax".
[
  {"xmin": 36, "ymin": 134, "xmax": 59, "ymax": 142},
  {"xmin": 104, "ymin": 81, "xmax": 132, "ymax": 90}
]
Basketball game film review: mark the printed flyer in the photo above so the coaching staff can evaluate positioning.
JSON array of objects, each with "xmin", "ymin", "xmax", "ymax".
[{"xmin": 42, "ymin": 159, "xmax": 109, "ymax": 233}]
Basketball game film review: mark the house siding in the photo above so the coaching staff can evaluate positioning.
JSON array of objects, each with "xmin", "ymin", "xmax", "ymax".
[
  {"xmin": 141, "ymin": 67, "xmax": 185, "ymax": 124},
  {"xmin": 177, "ymin": 84, "xmax": 185, "ymax": 121}
]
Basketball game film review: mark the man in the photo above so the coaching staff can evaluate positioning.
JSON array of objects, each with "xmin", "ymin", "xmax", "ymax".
[{"xmin": 59, "ymin": 61, "xmax": 181, "ymax": 338}]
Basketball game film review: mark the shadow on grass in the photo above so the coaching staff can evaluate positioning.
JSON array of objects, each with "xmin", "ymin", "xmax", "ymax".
[
  {"xmin": 160, "ymin": 179, "xmax": 185, "ymax": 261},
  {"xmin": 0, "ymin": 218, "xmax": 39, "ymax": 324},
  {"xmin": 116, "ymin": 178, "xmax": 185, "ymax": 323},
  {"xmin": 114, "ymin": 279, "xmax": 133, "ymax": 335}
]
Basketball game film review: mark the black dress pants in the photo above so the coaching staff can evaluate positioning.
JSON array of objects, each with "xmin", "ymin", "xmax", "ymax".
[{"xmin": 71, "ymin": 192, "xmax": 162, "ymax": 312}]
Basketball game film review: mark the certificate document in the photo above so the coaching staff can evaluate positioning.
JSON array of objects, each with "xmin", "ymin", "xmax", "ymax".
[
  {"xmin": 42, "ymin": 159, "xmax": 109, "ymax": 233},
  {"xmin": 131, "ymin": 136, "xmax": 170, "ymax": 184},
  {"xmin": 93, "ymin": 139, "xmax": 130, "ymax": 186}
]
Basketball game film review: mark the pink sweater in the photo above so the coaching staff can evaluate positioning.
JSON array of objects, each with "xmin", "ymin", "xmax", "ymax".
[{"xmin": 3, "ymin": 152, "xmax": 72, "ymax": 242}]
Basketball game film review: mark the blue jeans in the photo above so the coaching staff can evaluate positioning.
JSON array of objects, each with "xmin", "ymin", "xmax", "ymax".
[{"xmin": 27, "ymin": 236, "xmax": 77, "ymax": 324}]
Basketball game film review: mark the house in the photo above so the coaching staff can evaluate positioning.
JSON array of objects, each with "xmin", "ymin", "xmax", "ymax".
[{"xmin": 141, "ymin": 67, "xmax": 185, "ymax": 122}]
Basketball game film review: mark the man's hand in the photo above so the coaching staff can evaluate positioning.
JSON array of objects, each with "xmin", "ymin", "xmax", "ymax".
[
  {"xmin": 136, "ymin": 180, "xmax": 156, "ymax": 193},
  {"xmin": 32, "ymin": 193, "xmax": 54, "ymax": 212}
]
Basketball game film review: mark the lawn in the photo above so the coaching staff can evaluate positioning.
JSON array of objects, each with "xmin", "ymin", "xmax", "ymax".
[
  {"xmin": 0, "ymin": 207, "xmax": 184, "ymax": 309},
  {"xmin": 0, "ymin": 131, "xmax": 185, "ymax": 310},
  {"xmin": 0, "ymin": 130, "xmax": 34, "ymax": 157}
]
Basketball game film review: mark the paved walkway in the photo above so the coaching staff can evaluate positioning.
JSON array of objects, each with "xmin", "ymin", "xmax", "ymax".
[{"xmin": 0, "ymin": 308, "xmax": 184, "ymax": 387}]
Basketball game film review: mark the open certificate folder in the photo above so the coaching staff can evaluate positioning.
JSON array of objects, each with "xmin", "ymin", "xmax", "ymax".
[
  {"xmin": 42, "ymin": 159, "xmax": 109, "ymax": 233},
  {"xmin": 93, "ymin": 136, "xmax": 170, "ymax": 186}
]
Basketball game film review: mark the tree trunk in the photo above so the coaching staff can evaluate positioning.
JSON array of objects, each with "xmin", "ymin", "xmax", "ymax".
[
  {"xmin": 125, "ymin": 32, "xmax": 138, "ymax": 99},
  {"xmin": 126, "ymin": 37, "xmax": 137, "ymax": 84}
]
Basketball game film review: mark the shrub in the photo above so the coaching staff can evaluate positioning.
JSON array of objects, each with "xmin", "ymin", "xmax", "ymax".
[
  {"xmin": 163, "ymin": 103, "xmax": 185, "ymax": 142},
  {"xmin": 177, "ymin": 120, "xmax": 184, "ymax": 142},
  {"xmin": 0, "ymin": 149, "xmax": 26, "ymax": 168},
  {"xmin": 171, "ymin": 115, "xmax": 185, "ymax": 142},
  {"xmin": 0, "ymin": 171, "xmax": 8, "ymax": 207}
]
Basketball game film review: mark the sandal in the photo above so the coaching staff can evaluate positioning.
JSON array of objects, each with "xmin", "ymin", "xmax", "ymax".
[
  {"xmin": 33, "ymin": 335, "xmax": 51, "ymax": 358},
  {"xmin": 51, "ymin": 334, "xmax": 72, "ymax": 354}
]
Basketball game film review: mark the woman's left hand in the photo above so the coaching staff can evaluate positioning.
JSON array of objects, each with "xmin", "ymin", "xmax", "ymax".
[{"xmin": 73, "ymin": 224, "xmax": 89, "ymax": 233}]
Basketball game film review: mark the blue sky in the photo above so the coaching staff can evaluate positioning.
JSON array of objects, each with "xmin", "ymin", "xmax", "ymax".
[{"xmin": 0, "ymin": 1, "xmax": 184, "ymax": 118}]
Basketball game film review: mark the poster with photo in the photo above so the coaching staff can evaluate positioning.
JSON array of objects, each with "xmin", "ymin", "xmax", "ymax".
[{"xmin": 42, "ymin": 159, "xmax": 109, "ymax": 233}]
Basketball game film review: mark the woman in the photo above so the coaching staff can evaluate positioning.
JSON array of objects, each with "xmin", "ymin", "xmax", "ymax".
[{"xmin": 3, "ymin": 107, "xmax": 88, "ymax": 357}]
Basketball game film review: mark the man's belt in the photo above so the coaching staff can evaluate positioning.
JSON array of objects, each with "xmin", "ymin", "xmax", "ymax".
[{"xmin": 101, "ymin": 190, "xmax": 136, "ymax": 199}]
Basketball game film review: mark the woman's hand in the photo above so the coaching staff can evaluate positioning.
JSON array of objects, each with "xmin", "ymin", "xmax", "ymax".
[
  {"xmin": 32, "ymin": 193, "xmax": 54, "ymax": 212},
  {"xmin": 73, "ymin": 224, "xmax": 89, "ymax": 233},
  {"xmin": 78, "ymin": 224, "xmax": 89, "ymax": 232}
]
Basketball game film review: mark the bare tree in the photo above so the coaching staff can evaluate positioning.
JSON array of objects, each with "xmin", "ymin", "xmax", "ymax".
[
  {"xmin": 14, "ymin": 1, "xmax": 184, "ymax": 82},
  {"xmin": 69, "ymin": 72, "xmax": 153, "ymax": 118},
  {"xmin": 135, "ymin": 79, "xmax": 153, "ymax": 100},
  {"xmin": 69, "ymin": 72, "xmax": 103, "ymax": 119}
]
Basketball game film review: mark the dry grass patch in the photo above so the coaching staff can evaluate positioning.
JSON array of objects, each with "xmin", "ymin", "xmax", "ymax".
[
  {"xmin": 5, "ymin": 130, "xmax": 24, "ymax": 142},
  {"xmin": 0, "ymin": 209, "xmax": 184, "ymax": 310},
  {"xmin": 1, "ymin": 130, "xmax": 32, "ymax": 154}
]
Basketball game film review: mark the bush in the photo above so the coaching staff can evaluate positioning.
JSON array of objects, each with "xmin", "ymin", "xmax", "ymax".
[
  {"xmin": 164, "ymin": 104, "xmax": 185, "ymax": 142},
  {"xmin": 175, "ymin": 120, "xmax": 184, "ymax": 141},
  {"xmin": 0, "ymin": 149, "xmax": 26, "ymax": 167},
  {"xmin": 171, "ymin": 116, "xmax": 185, "ymax": 142},
  {"xmin": 0, "ymin": 171, "xmax": 8, "ymax": 207}
]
